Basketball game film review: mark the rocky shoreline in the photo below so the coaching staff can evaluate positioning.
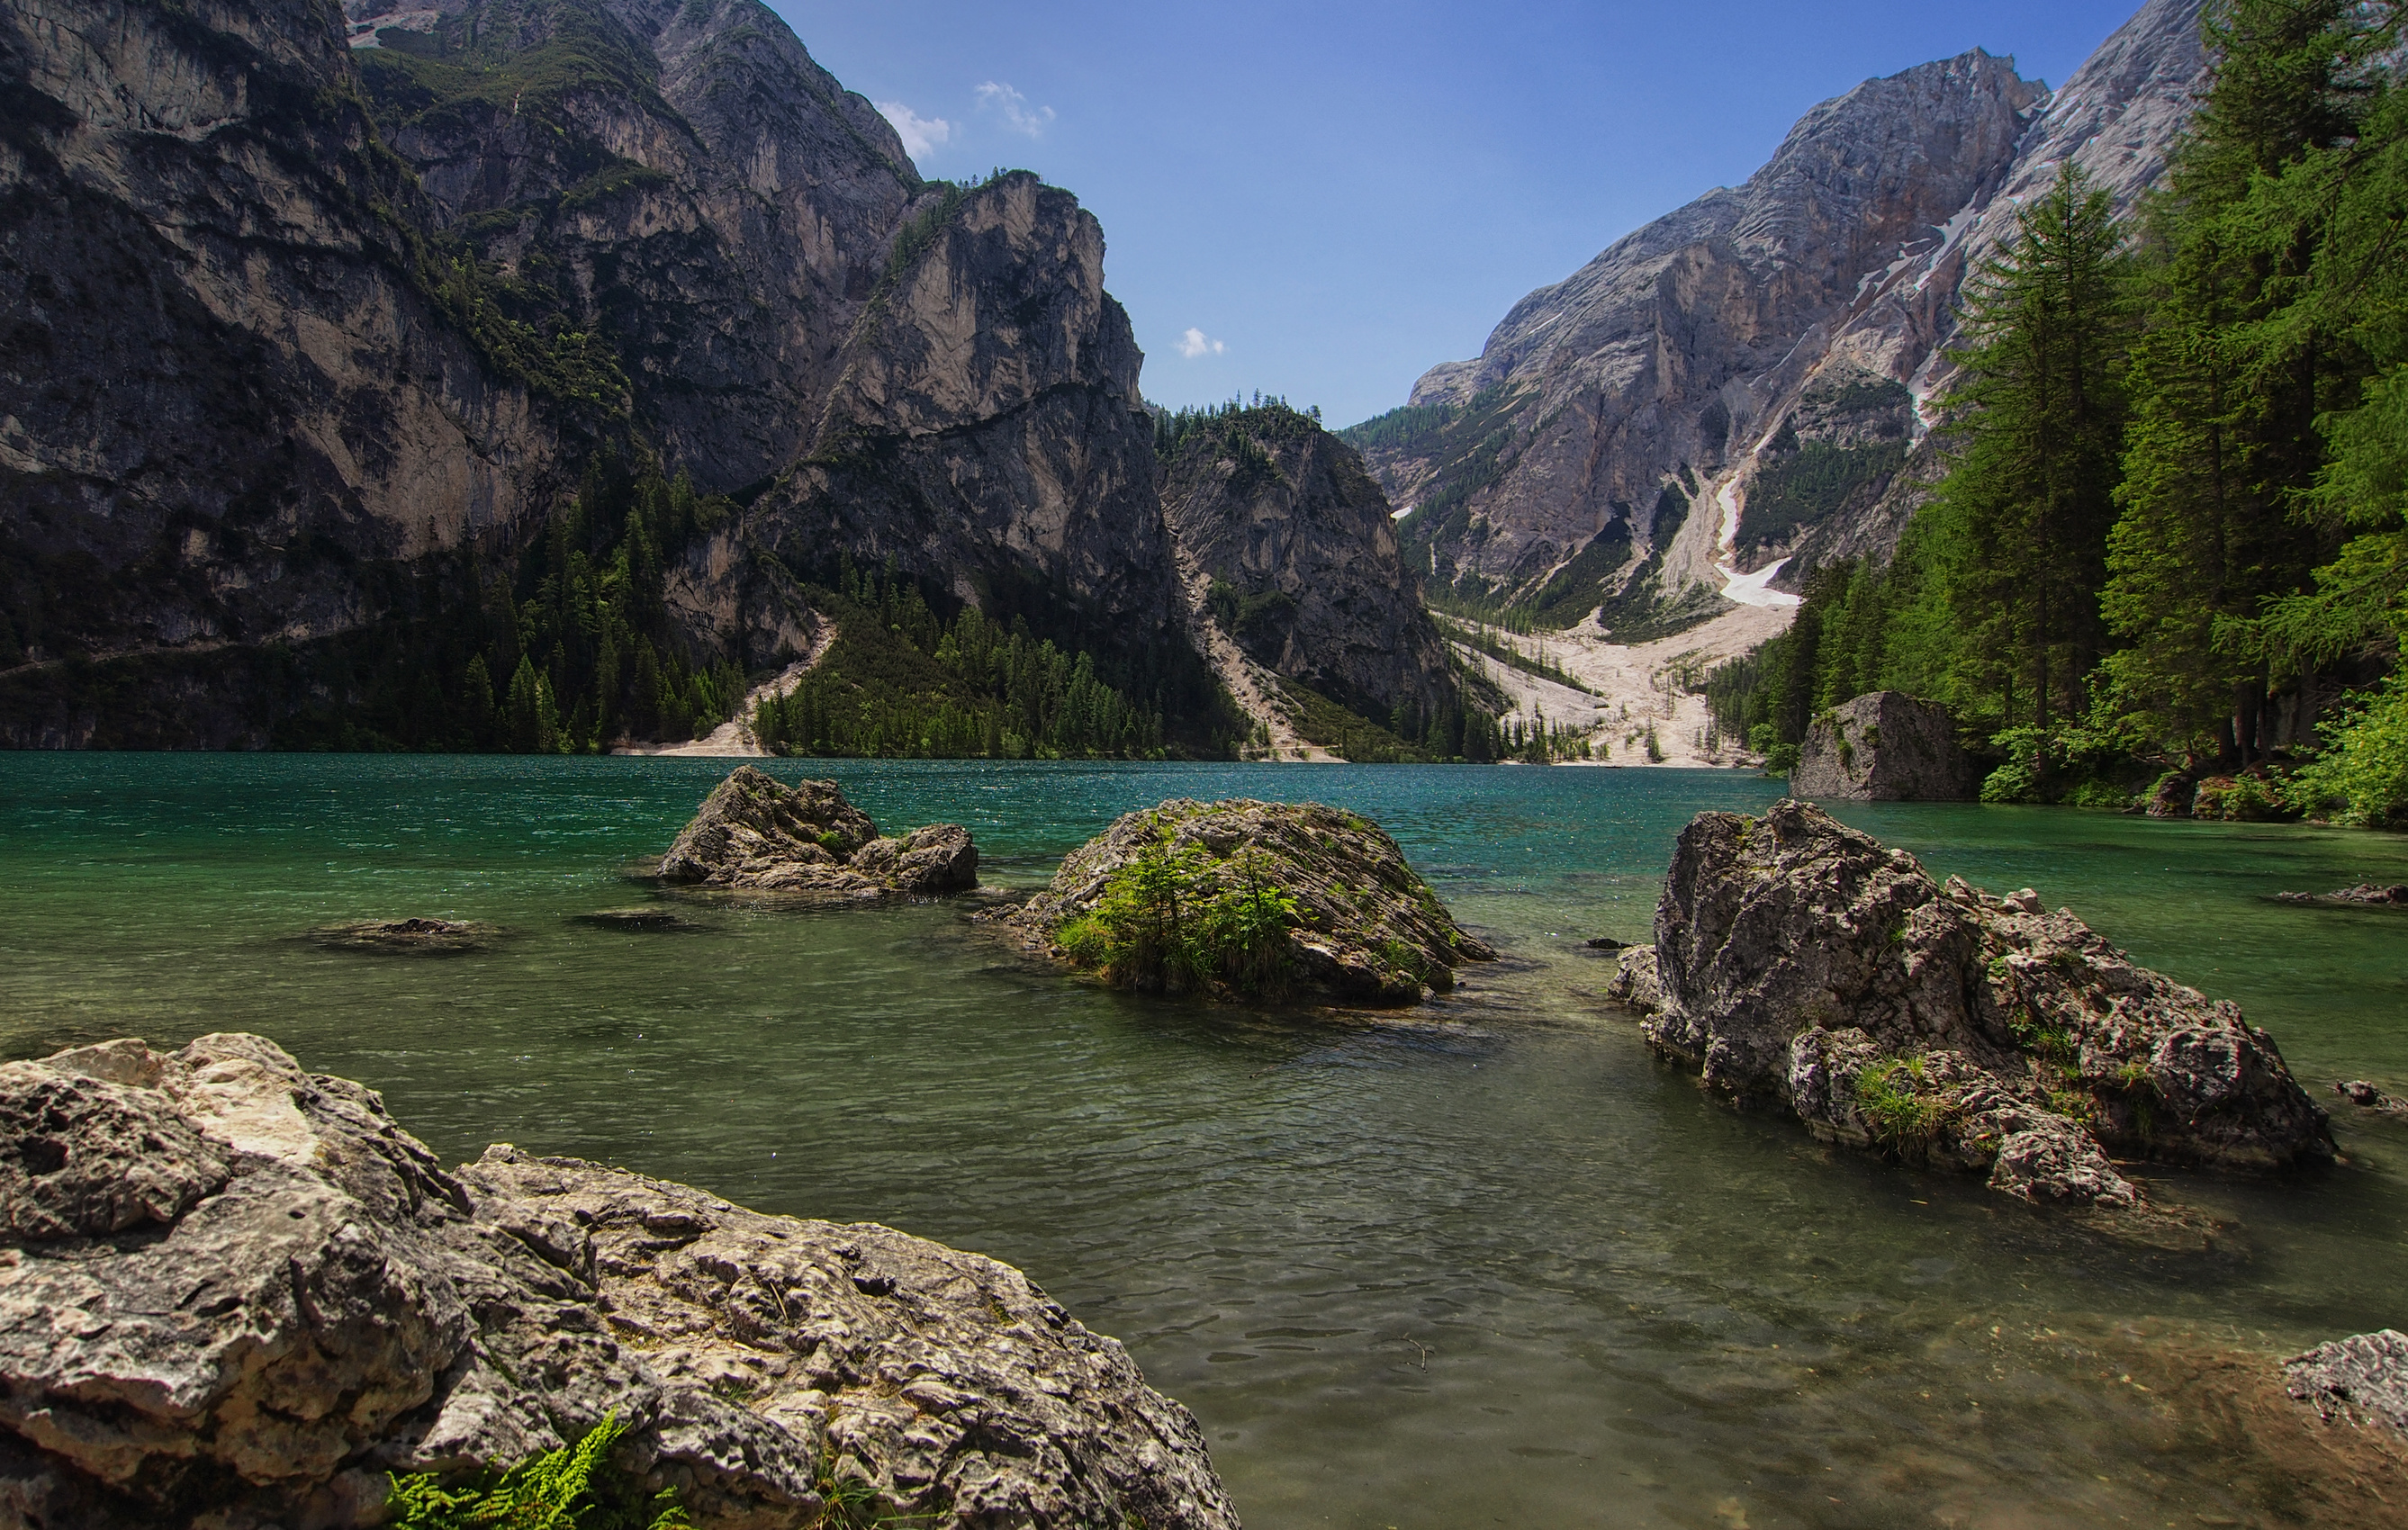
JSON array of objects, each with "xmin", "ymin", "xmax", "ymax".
[{"xmin": 0, "ymin": 1037, "xmax": 1235, "ymax": 1529}]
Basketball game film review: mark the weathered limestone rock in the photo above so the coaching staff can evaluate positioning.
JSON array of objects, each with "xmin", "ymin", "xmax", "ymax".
[
  {"xmin": 655, "ymin": 767, "xmax": 978, "ymax": 897},
  {"xmin": 2286, "ymin": 1331, "xmax": 2408, "ymax": 1439},
  {"xmin": 1604, "ymin": 944, "xmax": 1662, "ymax": 1012},
  {"xmin": 309, "ymin": 917, "xmax": 501, "ymax": 953},
  {"xmin": 0, "ymin": 1035, "xmax": 1238, "ymax": 1530},
  {"xmin": 1003, "ymin": 798, "xmax": 1493, "ymax": 1005},
  {"xmin": 1638, "ymin": 799, "xmax": 2332, "ymax": 1208},
  {"xmin": 1789, "ymin": 691, "xmax": 1976, "ymax": 801}
]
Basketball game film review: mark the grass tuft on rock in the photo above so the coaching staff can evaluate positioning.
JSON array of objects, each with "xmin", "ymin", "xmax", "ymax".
[
  {"xmin": 1057, "ymin": 834, "xmax": 1302, "ymax": 1000},
  {"xmin": 389, "ymin": 1415, "xmax": 689, "ymax": 1530}
]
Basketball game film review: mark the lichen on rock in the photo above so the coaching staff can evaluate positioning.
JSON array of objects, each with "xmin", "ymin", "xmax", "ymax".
[
  {"xmin": 655, "ymin": 765, "xmax": 977, "ymax": 897},
  {"xmin": 1628, "ymin": 798, "xmax": 2333, "ymax": 1210},
  {"xmin": 1001, "ymin": 798, "xmax": 1493, "ymax": 1005},
  {"xmin": 0, "ymin": 1035, "xmax": 1237, "ymax": 1530}
]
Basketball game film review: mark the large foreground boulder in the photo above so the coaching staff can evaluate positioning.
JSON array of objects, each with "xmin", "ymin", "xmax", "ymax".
[
  {"xmin": 0, "ymin": 1036, "xmax": 1237, "ymax": 1530},
  {"xmin": 1619, "ymin": 799, "xmax": 2331, "ymax": 1209},
  {"xmin": 1789, "ymin": 691, "xmax": 1977, "ymax": 801},
  {"xmin": 1003, "ymin": 798, "xmax": 1494, "ymax": 1005},
  {"xmin": 656, "ymin": 766, "xmax": 978, "ymax": 896}
]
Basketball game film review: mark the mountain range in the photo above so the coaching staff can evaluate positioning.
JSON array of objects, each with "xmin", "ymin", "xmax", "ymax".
[
  {"xmin": 1, "ymin": 0, "xmax": 2212, "ymax": 751},
  {"xmin": 1348, "ymin": 0, "xmax": 2207, "ymax": 634}
]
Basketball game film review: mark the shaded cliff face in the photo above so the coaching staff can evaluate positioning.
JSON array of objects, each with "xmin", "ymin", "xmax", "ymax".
[
  {"xmin": 1, "ymin": 0, "xmax": 1204, "ymax": 745},
  {"xmin": 1160, "ymin": 407, "xmax": 1455, "ymax": 719},
  {"xmin": 0, "ymin": 0, "xmax": 564, "ymax": 675},
  {"xmin": 1362, "ymin": 0, "xmax": 2207, "ymax": 625},
  {"xmin": 350, "ymin": 0, "xmax": 920, "ymax": 495},
  {"xmin": 757, "ymin": 174, "xmax": 1196, "ymax": 689}
]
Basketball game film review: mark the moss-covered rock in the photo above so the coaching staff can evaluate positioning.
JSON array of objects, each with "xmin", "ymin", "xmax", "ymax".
[
  {"xmin": 655, "ymin": 766, "xmax": 976, "ymax": 897},
  {"xmin": 1004, "ymin": 798, "xmax": 1493, "ymax": 1006}
]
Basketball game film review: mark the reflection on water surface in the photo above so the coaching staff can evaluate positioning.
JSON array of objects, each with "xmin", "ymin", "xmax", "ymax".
[{"xmin": 3, "ymin": 756, "xmax": 2404, "ymax": 1528}]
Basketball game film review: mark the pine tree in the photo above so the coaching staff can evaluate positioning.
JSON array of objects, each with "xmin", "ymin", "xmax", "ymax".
[{"xmin": 1921, "ymin": 163, "xmax": 2131, "ymax": 739}]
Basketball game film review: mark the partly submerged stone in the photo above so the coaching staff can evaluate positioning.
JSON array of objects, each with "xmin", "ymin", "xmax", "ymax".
[
  {"xmin": 1632, "ymin": 799, "xmax": 2331, "ymax": 1210},
  {"xmin": 310, "ymin": 916, "xmax": 500, "ymax": 953},
  {"xmin": 573, "ymin": 907, "xmax": 699, "ymax": 931},
  {"xmin": 2285, "ymin": 1330, "xmax": 2408, "ymax": 1440},
  {"xmin": 0, "ymin": 1036, "xmax": 1236, "ymax": 1530},
  {"xmin": 655, "ymin": 765, "xmax": 977, "ymax": 898},
  {"xmin": 1003, "ymin": 797, "xmax": 1493, "ymax": 1005},
  {"xmin": 1789, "ymin": 691, "xmax": 1977, "ymax": 802},
  {"xmin": 2276, "ymin": 882, "xmax": 2408, "ymax": 907}
]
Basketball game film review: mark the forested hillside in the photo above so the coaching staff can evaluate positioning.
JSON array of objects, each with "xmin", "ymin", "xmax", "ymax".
[{"xmin": 1711, "ymin": 0, "xmax": 2408, "ymax": 824}]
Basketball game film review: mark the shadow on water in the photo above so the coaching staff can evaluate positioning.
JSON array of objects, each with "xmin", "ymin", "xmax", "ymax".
[{"xmin": 3, "ymin": 755, "xmax": 2406, "ymax": 1527}]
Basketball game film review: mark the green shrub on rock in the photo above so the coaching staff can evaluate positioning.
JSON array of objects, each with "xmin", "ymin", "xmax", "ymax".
[{"xmin": 389, "ymin": 1416, "xmax": 689, "ymax": 1530}]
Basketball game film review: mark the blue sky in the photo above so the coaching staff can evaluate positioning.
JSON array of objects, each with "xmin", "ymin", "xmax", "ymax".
[{"xmin": 768, "ymin": 1, "xmax": 2154, "ymax": 428}]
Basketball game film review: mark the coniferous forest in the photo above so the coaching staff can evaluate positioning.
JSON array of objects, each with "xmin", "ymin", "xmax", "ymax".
[{"xmin": 1712, "ymin": 0, "xmax": 2408, "ymax": 824}]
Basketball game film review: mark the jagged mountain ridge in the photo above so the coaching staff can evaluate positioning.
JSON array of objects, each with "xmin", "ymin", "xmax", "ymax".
[
  {"xmin": 0, "ymin": 0, "xmax": 1453, "ymax": 748},
  {"xmin": 1354, "ymin": 0, "xmax": 2207, "ymax": 629}
]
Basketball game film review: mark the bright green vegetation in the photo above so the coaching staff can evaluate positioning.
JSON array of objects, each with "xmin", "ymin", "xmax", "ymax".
[
  {"xmin": 1853, "ymin": 1057, "xmax": 1948, "ymax": 1150},
  {"xmin": 750, "ymin": 558, "xmax": 1195, "ymax": 760},
  {"xmin": 1056, "ymin": 829, "xmax": 1303, "ymax": 1000},
  {"xmin": 1713, "ymin": 2, "xmax": 2408, "ymax": 821},
  {"xmin": 275, "ymin": 454, "xmax": 748, "ymax": 752},
  {"xmin": 389, "ymin": 1416, "xmax": 688, "ymax": 1530},
  {"xmin": 1156, "ymin": 394, "xmax": 1325, "ymax": 464}
]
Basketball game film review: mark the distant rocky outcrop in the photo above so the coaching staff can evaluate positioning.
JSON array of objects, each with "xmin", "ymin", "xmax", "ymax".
[
  {"xmin": 2277, "ymin": 883, "xmax": 2408, "ymax": 907},
  {"xmin": 0, "ymin": 1034, "xmax": 1238, "ymax": 1530},
  {"xmin": 1160, "ymin": 406, "xmax": 1459, "ymax": 725},
  {"xmin": 656, "ymin": 766, "xmax": 977, "ymax": 896},
  {"xmin": 1623, "ymin": 799, "xmax": 2331, "ymax": 1209},
  {"xmin": 1000, "ymin": 798, "xmax": 1493, "ymax": 1005},
  {"xmin": 1789, "ymin": 691, "xmax": 1977, "ymax": 800},
  {"xmin": 2286, "ymin": 1331, "xmax": 2408, "ymax": 1441},
  {"xmin": 1360, "ymin": 0, "xmax": 2208, "ymax": 624}
]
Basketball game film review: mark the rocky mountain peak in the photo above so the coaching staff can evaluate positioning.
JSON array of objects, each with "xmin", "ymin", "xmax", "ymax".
[{"xmin": 1362, "ymin": 0, "xmax": 2207, "ymax": 634}]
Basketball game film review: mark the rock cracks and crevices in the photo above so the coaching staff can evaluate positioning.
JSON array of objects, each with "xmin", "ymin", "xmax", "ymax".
[
  {"xmin": 654, "ymin": 765, "xmax": 978, "ymax": 899},
  {"xmin": 992, "ymin": 797, "xmax": 1494, "ymax": 1006},
  {"xmin": 2286, "ymin": 1331, "xmax": 2408, "ymax": 1441},
  {"xmin": 0, "ymin": 1035, "xmax": 1239, "ymax": 1530},
  {"xmin": 1606, "ymin": 798, "xmax": 2333, "ymax": 1214}
]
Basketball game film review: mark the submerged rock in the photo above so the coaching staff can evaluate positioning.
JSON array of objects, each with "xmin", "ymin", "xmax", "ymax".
[
  {"xmin": 309, "ymin": 917, "xmax": 501, "ymax": 953},
  {"xmin": 1637, "ymin": 799, "xmax": 2331, "ymax": 1209},
  {"xmin": 2277, "ymin": 883, "xmax": 2408, "ymax": 907},
  {"xmin": 2334, "ymin": 1079, "xmax": 2408, "ymax": 1115},
  {"xmin": 0, "ymin": 1036, "xmax": 1236, "ymax": 1530},
  {"xmin": 655, "ymin": 766, "xmax": 978, "ymax": 898},
  {"xmin": 1789, "ymin": 691, "xmax": 1977, "ymax": 802},
  {"xmin": 2286, "ymin": 1331, "xmax": 2408, "ymax": 1440},
  {"xmin": 1002, "ymin": 798, "xmax": 1493, "ymax": 1005},
  {"xmin": 574, "ymin": 907, "xmax": 699, "ymax": 931}
]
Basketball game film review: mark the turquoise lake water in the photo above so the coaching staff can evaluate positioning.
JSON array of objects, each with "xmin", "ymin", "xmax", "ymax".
[{"xmin": 2, "ymin": 755, "xmax": 2404, "ymax": 1528}]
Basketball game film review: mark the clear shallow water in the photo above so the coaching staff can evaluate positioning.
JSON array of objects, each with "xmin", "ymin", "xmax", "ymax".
[{"xmin": 2, "ymin": 756, "xmax": 2405, "ymax": 1529}]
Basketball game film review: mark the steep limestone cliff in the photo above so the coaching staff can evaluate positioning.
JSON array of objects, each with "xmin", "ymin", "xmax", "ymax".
[
  {"xmin": 1359, "ymin": 0, "xmax": 2208, "ymax": 628},
  {"xmin": 1159, "ymin": 406, "xmax": 1457, "ymax": 727},
  {"xmin": 0, "ymin": 0, "xmax": 1225, "ymax": 747}
]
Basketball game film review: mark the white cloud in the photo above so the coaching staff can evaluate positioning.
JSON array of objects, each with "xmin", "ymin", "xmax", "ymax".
[
  {"xmin": 1176, "ymin": 328, "xmax": 1226, "ymax": 359},
  {"xmin": 974, "ymin": 80, "xmax": 1056, "ymax": 139},
  {"xmin": 875, "ymin": 101, "xmax": 953, "ymax": 163}
]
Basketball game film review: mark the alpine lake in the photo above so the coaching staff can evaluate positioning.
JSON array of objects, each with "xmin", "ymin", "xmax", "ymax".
[{"xmin": 3, "ymin": 754, "xmax": 2404, "ymax": 1530}]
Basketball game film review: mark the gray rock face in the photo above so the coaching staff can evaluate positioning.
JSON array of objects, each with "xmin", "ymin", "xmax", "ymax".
[
  {"xmin": 2285, "ymin": 1331, "xmax": 2408, "ymax": 1439},
  {"xmin": 2, "ymin": 0, "xmax": 1204, "ymax": 746},
  {"xmin": 1161, "ymin": 410, "xmax": 1458, "ymax": 720},
  {"xmin": 755, "ymin": 173, "xmax": 1193, "ymax": 680},
  {"xmin": 655, "ymin": 766, "xmax": 978, "ymax": 896},
  {"xmin": 1790, "ymin": 691, "xmax": 1977, "ymax": 801},
  {"xmin": 1368, "ymin": 0, "xmax": 2208, "ymax": 620},
  {"xmin": 1643, "ymin": 799, "xmax": 2331, "ymax": 1207},
  {"xmin": 0, "ymin": 1035, "xmax": 1238, "ymax": 1530},
  {"xmin": 1003, "ymin": 798, "xmax": 1494, "ymax": 1005}
]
